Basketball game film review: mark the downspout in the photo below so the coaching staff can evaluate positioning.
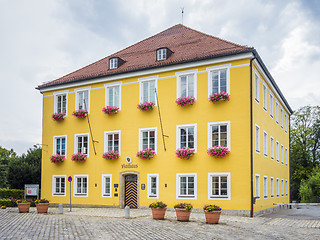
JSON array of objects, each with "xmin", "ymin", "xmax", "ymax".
[{"xmin": 250, "ymin": 56, "xmax": 256, "ymax": 218}]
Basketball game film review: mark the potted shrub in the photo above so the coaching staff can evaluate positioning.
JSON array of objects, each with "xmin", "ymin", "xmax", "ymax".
[
  {"xmin": 16, "ymin": 199, "xmax": 31, "ymax": 213},
  {"xmin": 176, "ymin": 147, "xmax": 195, "ymax": 159},
  {"xmin": 209, "ymin": 92, "xmax": 230, "ymax": 103},
  {"xmin": 102, "ymin": 106, "xmax": 119, "ymax": 115},
  {"xmin": 175, "ymin": 96, "xmax": 196, "ymax": 106},
  {"xmin": 174, "ymin": 203, "xmax": 193, "ymax": 221},
  {"xmin": 52, "ymin": 112, "xmax": 65, "ymax": 121},
  {"xmin": 136, "ymin": 148, "xmax": 156, "ymax": 159},
  {"xmin": 50, "ymin": 154, "xmax": 65, "ymax": 163},
  {"xmin": 207, "ymin": 146, "xmax": 230, "ymax": 158},
  {"xmin": 137, "ymin": 101, "xmax": 155, "ymax": 111},
  {"xmin": 149, "ymin": 201, "xmax": 167, "ymax": 220},
  {"xmin": 203, "ymin": 204, "xmax": 222, "ymax": 224},
  {"xmin": 102, "ymin": 150, "xmax": 119, "ymax": 160},
  {"xmin": 35, "ymin": 199, "xmax": 50, "ymax": 213},
  {"xmin": 71, "ymin": 152, "xmax": 87, "ymax": 162},
  {"xmin": 72, "ymin": 109, "xmax": 88, "ymax": 118}
]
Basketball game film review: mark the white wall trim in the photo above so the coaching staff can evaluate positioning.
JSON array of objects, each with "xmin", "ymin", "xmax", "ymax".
[
  {"xmin": 74, "ymin": 133, "xmax": 90, "ymax": 157},
  {"xmin": 147, "ymin": 173, "xmax": 159, "ymax": 199},
  {"xmin": 104, "ymin": 130, "xmax": 121, "ymax": 156},
  {"xmin": 207, "ymin": 64, "xmax": 231, "ymax": 97},
  {"xmin": 176, "ymin": 123, "xmax": 197, "ymax": 152},
  {"xmin": 73, "ymin": 174, "xmax": 89, "ymax": 197},
  {"xmin": 101, "ymin": 174, "xmax": 112, "ymax": 198},
  {"xmin": 138, "ymin": 76, "xmax": 158, "ymax": 106},
  {"xmin": 207, "ymin": 121, "xmax": 231, "ymax": 150},
  {"xmin": 52, "ymin": 135, "xmax": 67, "ymax": 157},
  {"xmin": 52, "ymin": 175, "xmax": 67, "ymax": 197},
  {"xmin": 139, "ymin": 127, "xmax": 157, "ymax": 153},
  {"xmin": 74, "ymin": 86, "xmax": 91, "ymax": 113},
  {"xmin": 176, "ymin": 69, "xmax": 198, "ymax": 100},
  {"xmin": 104, "ymin": 82, "xmax": 122, "ymax": 110},
  {"xmin": 176, "ymin": 173, "xmax": 197, "ymax": 200},
  {"xmin": 208, "ymin": 172, "xmax": 231, "ymax": 200}
]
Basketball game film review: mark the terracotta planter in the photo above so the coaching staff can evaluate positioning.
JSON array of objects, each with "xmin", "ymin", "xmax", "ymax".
[
  {"xmin": 204, "ymin": 210, "xmax": 221, "ymax": 224},
  {"xmin": 36, "ymin": 203, "xmax": 49, "ymax": 213},
  {"xmin": 175, "ymin": 208, "xmax": 191, "ymax": 222},
  {"xmin": 17, "ymin": 203, "xmax": 31, "ymax": 213},
  {"xmin": 151, "ymin": 207, "xmax": 167, "ymax": 220}
]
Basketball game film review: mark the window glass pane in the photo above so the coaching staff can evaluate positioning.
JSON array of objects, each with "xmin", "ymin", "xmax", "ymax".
[
  {"xmin": 114, "ymin": 86, "xmax": 119, "ymax": 107},
  {"xmin": 212, "ymin": 72, "xmax": 219, "ymax": 93},
  {"xmin": 62, "ymin": 95, "xmax": 67, "ymax": 113},
  {"xmin": 143, "ymin": 82, "xmax": 148, "ymax": 102},
  {"xmin": 187, "ymin": 75, "xmax": 194, "ymax": 97},
  {"xmin": 77, "ymin": 137, "xmax": 82, "ymax": 153},
  {"xmin": 61, "ymin": 138, "xmax": 66, "ymax": 155},
  {"xmin": 180, "ymin": 128, "xmax": 186, "ymax": 148},
  {"xmin": 83, "ymin": 137, "xmax": 88, "ymax": 154},
  {"xmin": 56, "ymin": 138, "xmax": 61, "ymax": 154},
  {"xmin": 220, "ymin": 70, "xmax": 227, "ymax": 92},
  {"xmin": 150, "ymin": 81, "xmax": 155, "ymax": 103},
  {"xmin": 57, "ymin": 96, "xmax": 62, "ymax": 113},
  {"xmin": 78, "ymin": 92, "xmax": 84, "ymax": 109},
  {"xmin": 180, "ymin": 76, "xmax": 187, "ymax": 97},
  {"xmin": 212, "ymin": 177, "xmax": 219, "ymax": 195}
]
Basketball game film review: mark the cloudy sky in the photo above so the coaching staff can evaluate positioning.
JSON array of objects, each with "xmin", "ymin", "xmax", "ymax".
[{"xmin": 1, "ymin": 0, "xmax": 319, "ymax": 155}]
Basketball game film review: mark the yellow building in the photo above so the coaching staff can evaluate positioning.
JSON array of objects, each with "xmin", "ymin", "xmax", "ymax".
[{"xmin": 37, "ymin": 24, "xmax": 292, "ymax": 216}]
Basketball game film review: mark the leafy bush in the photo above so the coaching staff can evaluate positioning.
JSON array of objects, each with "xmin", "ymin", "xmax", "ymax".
[
  {"xmin": 0, "ymin": 188, "xmax": 24, "ymax": 199},
  {"xmin": 0, "ymin": 198, "xmax": 16, "ymax": 207}
]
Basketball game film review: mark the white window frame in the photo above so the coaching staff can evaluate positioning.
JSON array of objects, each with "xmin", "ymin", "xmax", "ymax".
[
  {"xmin": 75, "ymin": 87, "xmax": 90, "ymax": 113},
  {"xmin": 281, "ymin": 145, "xmax": 284, "ymax": 165},
  {"xmin": 139, "ymin": 76, "xmax": 158, "ymax": 105},
  {"xmin": 263, "ymin": 84, "xmax": 267, "ymax": 111},
  {"xmin": 176, "ymin": 69, "xmax": 197, "ymax": 99},
  {"xmin": 270, "ymin": 136, "xmax": 274, "ymax": 160},
  {"xmin": 255, "ymin": 174, "xmax": 260, "ymax": 199},
  {"xmin": 147, "ymin": 174, "xmax": 159, "ymax": 199},
  {"xmin": 276, "ymin": 178, "xmax": 280, "ymax": 197},
  {"xmin": 207, "ymin": 121, "xmax": 231, "ymax": 150},
  {"xmin": 139, "ymin": 127, "xmax": 157, "ymax": 153},
  {"xmin": 281, "ymin": 108, "xmax": 284, "ymax": 129},
  {"xmin": 285, "ymin": 179, "xmax": 288, "ymax": 196},
  {"xmin": 207, "ymin": 64, "xmax": 231, "ymax": 97},
  {"xmin": 285, "ymin": 113, "xmax": 288, "ymax": 133},
  {"xmin": 285, "ymin": 147, "xmax": 288, "ymax": 166},
  {"xmin": 52, "ymin": 175, "xmax": 66, "ymax": 196},
  {"xmin": 104, "ymin": 130, "xmax": 121, "ymax": 155},
  {"xmin": 270, "ymin": 93, "xmax": 274, "ymax": 118},
  {"xmin": 276, "ymin": 101, "xmax": 279, "ymax": 124},
  {"xmin": 109, "ymin": 58, "xmax": 118, "ymax": 69},
  {"xmin": 53, "ymin": 135, "xmax": 67, "ymax": 157},
  {"xmin": 276, "ymin": 141, "xmax": 279, "ymax": 162},
  {"xmin": 264, "ymin": 176, "xmax": 268, "ymax": 199},
  {"xmin": 255, "ymin": 124, "xmax": 260, "ymax": 153},
  {"xmin": 270, "ymin": 177, "xmax": 274, "ymax": 198},
  {"xmin": 281, "ymin": 179, "xmax": 284, "ymax": 197},
  {"xmin": 102, "ymin": 174, "xmax": 112, "ymax": 198},
  {"xmin": 254, "ymin": 72, "xmax": 260, "ymax": 103},
  {"xmin": 105, "ymin": 83, "xmax": 121, "ymax": 110},
  {"xmin": 208, "ymin": 172, "xmax": 231, "ymax": 200},
  {"xmin": 74, "ymin": 133, "xmax": 89, "ymax": 157},
  {"xmin": 263, "ymin": 131, "xmax": 268, "ymax": 157},
  {"xmin": 176, "ymin": 123, "xmax": 197, "ymax": 152},
  {"xmin": 53, "ymin": 90, "xmax": 68, "ymax": 116},
  {"xmin": 176, "ymin": 173, "xmax": 197, "ymax": 199},
  {"xmin": 73, "ymin": 175, "xmax": 88, "ymax": 197},
  {"xmin": 157, "ymin": 48, "xmax": 167, "ymax": 61}
]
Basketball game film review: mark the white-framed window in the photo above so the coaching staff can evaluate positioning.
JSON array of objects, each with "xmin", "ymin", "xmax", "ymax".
[
  {"xmin": 207, "ymin": 65, "xmax": 230, "ymax": 97},
  {"xmin": 52, "ymin": 175, "xmax": 66, "ymax": 196},
  {"xmin": 157, "ymin": 48, "xmax": 167, "ymax": 61},
  {"xmin": 208, "ymin": 173, "xmax": 231, "ymax": 200},
  {"xmin": 104, "ymin": 131, "xmax": 120, "ymax": 154},
  {"xmin": 263, "ymin": 84, "xmax": 267, "ymax": 110},
  {"xmin": 208, "ymin": 121, "xmax": 230, "ymax": 149},
  {"xmin": 254, "ymin": 73, "xmax": 260, "ymax": 102},
  {"xmin": 281, "ymin": 145, "xmax": 284, "ymax": 164},
  {"xmin": 139, "ymin": 128, "xmax": 157, "ymax": 152},
  {"xmin": 139, "ymin": 77, "xmax": 157, "ymax": 105},
  {"xmin": 176, "ymin": 173, "xmax": 197, "ymax": 199},
  {"xmin": 276, "ymin": 141, "xmax": 279, "ymax": 162},
  {"xmin": 263, "ymin": 131, "xmax": 268, "ymax": 157},
  {"xmin": 270, "ymin": 94, "xmax": 274, "ymax": 118},
  {"xmin": 285, "ymin": 114, "xmax": 288, "ymax": 133},
  {"xmin": 276, "ymin": 101, "xmax": 279, "ymax": 124},
  {"xmin": 109, "ymin": 58, "xmax": 118, "ymax": 69},
  {"xmin": 74, "ymin": 133, "xmax": 89, "ymax": 156},
  {"xmin": 270, "ymin": 136, "xmax": 274, "ymax": 160},
  {"xmin": 281, "ymin": 108, "xmax": 284, "ymax": 129},
  {"xmin": 285, "ymin": 179, "xmax": 288, "ymax": 196},
  {"xmin": 74, "ymin": 175, "xmax": 88, "ymax": 197},
  {"xmin": 54, "ymin": 91, "xmax": 68, "ymax": 115},
  {"xmin": 285, "ymin": 147, "xmax": 288, "ymax": 166},
  {"xmin": 75, "ymin": 87, "xmax": 90, "ymax": 112},
  {"xmin": 255, "ymin": 124, "xmax": 260, "ymax": 153},
  {"xmin": 276, "ymin": 178, "xmax": 280, "ymax": 197},
  {"xmin": 102, "ymin": 174, "xmax": 112, "ymax": 197},
  {"xmin": 105, "ymin": 83, "xmax": 121, "ymax": 109},
  {"xmin": 53, "ymin": 135, "xmax": 67, "ymax": 157},
  {"xmin": 147, "ymin": 174, "xmax": 159, "ymax": 198},
  {"xmin": 281, "ymin": 179, "xmax": 284, "ymax": 196},
  {"xmin": 177, "ymin": 124, "xmax": 197, "ymax": 151},
  {"xmin": 264, "ymin": 176, "xmax": 268, "ymax": 199},
  {"xmin": 255, "ymin": 174, "xmax": 260, "ymax": 199},
  {"xmin": 176, "ymin": 70, "xmax": 197, "ymax": 99},
  {"xmin": 270, "ymin": 177, "xmax": 274, "ymax": 198}
]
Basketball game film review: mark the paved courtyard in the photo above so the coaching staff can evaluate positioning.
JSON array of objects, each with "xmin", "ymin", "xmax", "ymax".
[{"xmin": 0, "ymin": 207, "xmax": 319, "ymax": 240}]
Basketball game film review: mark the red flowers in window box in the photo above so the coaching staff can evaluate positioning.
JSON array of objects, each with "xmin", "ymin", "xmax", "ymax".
[
  {"xmin": 72, "ymin": 109, "xmax": 88, "ymax": 118},
  {"xmin": 50, "ymin": 154, "xmax": 65, "ymax": 163},
  {"xmin": 209, "ymin": 92, "xmax": 230, "ymax": 103},
  {"xmin": 175, "ymin": 96, "xmax": 196, "ymax": 106},
  {"xmin": 102, "ymin": 150, "xmax": 119, "ymax": 160},
  {"xmin": 207, "ymin": 146, "xmax": 230, "ymax": 158},
  {"xmin": 102, "ymin": 106, "xmax": 119, "ymax": 115},
  {"xmin": 71, "ymin": 153, "xmax": 87, "ymax": 162},
  {"xmin": 136, "ymin": 148, "xmax": 156, "ymax": 159},
  {"xmin": 176, "ymin": 147, "xmax": 195, "ymax": 159},
  {"xmin": 52, "ymin": 112, "xmax": 65, "ymax": 121},
  {"xmin": 137, "ymin": 101, "xmax": 155, "ymax": 111}
]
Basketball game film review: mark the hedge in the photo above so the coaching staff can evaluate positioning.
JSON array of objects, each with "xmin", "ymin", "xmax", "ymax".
[
  {"xmin": 0, "ymin": 198, "xmax": 16, "ymax": 207},
  {"xmin": 0, "ymin": 188, "xmax": 24, "ymax": 199}
]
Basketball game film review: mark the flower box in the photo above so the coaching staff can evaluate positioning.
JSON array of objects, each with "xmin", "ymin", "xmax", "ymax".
[
  {"xmin": 175, "ymin": 96, "xmax": 196, "ymax": 106},
  {"xmin": 176, "ymin": 147, "xmax": 195, "ymax": 159},
  {"xmin": 52, "ymin": 112, "xmax": 65, "ymax": 121},
  {"xmin": 207, "ymin": 146, "xmax": 230, "ymax": 158},
  {"xmin": 50, "ymin": 154, "xmax": 65, "ymax": 164},
  {"xmin": 209, "ymin": 92, "xmax": 230, "ymax": 103},
  {"xmin": 136, "ymin": 148, "xmax": 156, "ymax": 159},
  {"xmin": 102, "ymin": 150, "xmax": 119, "ymax": 160},
  {"xmin": 137, "ymin": 101, "xmax": 155, "ymax": 111},
  {"xmin": 203, "ymin": 204, "xmax": 222, "ymax": 224},
  {"xmin": 72, "ymin": 109, "xmax": 88, "ymax": 118},
  {"xmin": 102, "ymin": 106, "xmax": 119, "ymax": 115},
  {"xmin": 71, "ymin": 152, "xmax": 87, "ymax": 162}
]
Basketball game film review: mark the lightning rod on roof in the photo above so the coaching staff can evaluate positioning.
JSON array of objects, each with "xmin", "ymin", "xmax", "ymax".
[{"xmin": 181, "ymin": 7, "xmax": 184, "ymax": 25}]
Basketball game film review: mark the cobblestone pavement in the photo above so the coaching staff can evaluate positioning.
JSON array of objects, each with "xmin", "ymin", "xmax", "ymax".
[{"xmin": 0, "ymin": 207, "xmax": 319, "ymax": 240}]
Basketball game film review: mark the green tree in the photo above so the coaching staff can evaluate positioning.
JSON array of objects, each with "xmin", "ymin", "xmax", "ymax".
[
  {"xmin": 290, "ymin": 106, "xmax": 320, "ymax": 200},
  {"xmin": 0, "ymin": 147, "xmax": 17, "ymax": 188},
  {"xmin": 299, "ymin": 165, "xmax": 320, "ymax": 202}
]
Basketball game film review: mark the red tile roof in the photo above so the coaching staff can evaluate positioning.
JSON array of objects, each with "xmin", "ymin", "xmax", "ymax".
[{"xmin": 38, "ymin": 24, "xmax": 253, "ymax": 89}]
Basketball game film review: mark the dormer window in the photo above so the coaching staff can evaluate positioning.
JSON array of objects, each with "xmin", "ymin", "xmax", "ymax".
[
  {"xmin": 109, "ymin": 58, "xmax": 118, "ymax": 69},
  {"xmin": 157, "ymin": 48, "xmax": 167, "ymax": 61}
]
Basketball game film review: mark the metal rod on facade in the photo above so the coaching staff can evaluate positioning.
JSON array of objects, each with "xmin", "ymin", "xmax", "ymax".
[
  {"xmin": 155, "ymin": 89, "xmax": 167, "ymax": 151},
  {"xmin": 84, "ymin": 99, "xmax": 97, "ymax": 155}
]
